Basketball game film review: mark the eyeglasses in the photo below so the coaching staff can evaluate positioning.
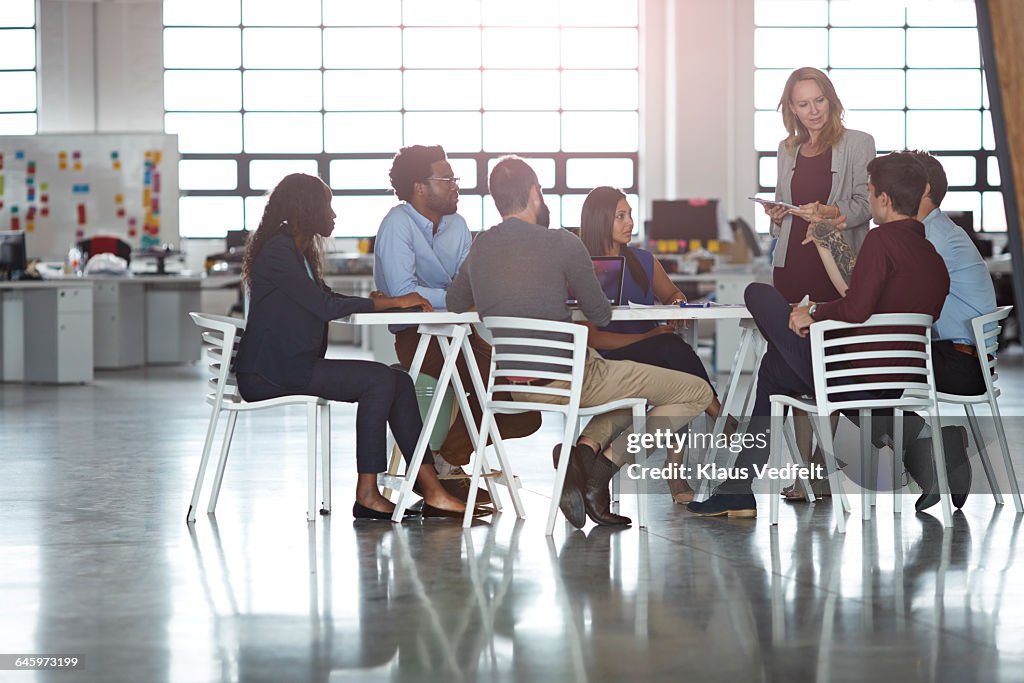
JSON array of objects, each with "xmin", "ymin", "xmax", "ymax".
[{"xmin": 426, "ymin": 176, "xmax": 460, "ymax": 185}]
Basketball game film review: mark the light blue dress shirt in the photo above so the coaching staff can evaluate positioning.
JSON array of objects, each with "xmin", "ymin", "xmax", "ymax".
[
  {"xmin": 374, "ymin": 203, "xmax": 472, "ymax": 331},
  {"xmin": 923, "ymin": 208, "xmax": 996, "ymax": 345}
]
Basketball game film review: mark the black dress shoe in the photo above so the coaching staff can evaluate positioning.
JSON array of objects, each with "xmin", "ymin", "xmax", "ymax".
[
  {"xmin": 905, "ymin": 426, "xmax": 971, "ymax": 512},
  {"xmin": 352, "ymin": 501, "xmax": 422, "ymax": 521},
  {"xmin": 421, "ymin": 503, "xmax": 493, "ymax": 519},
  {"xmin": 687, "ymin": 493, "xmax": 757, "ymax": 518},
  {"xmin": 551, "ymin": 444, "xmax": 587, "ymax": 529}
]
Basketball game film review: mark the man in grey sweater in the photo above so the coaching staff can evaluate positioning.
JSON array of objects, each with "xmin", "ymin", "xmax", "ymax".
[{"xmin": 447, "ymin": 156, "xmax": 713, "ymax": 528}]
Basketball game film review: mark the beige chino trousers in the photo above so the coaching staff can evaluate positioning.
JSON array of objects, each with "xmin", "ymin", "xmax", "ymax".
[{"xmin": 512, "ymin": 348, "xmax": 714, "ymax": 464}]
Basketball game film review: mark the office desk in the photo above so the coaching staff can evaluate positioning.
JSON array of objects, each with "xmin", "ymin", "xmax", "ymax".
[
  {"xmin": 71, "ymin": 275, "xmax": 202, "ymax": 367},
  {"xmin": 0, "ymin": 280, "xmax": 94, "ymax": 384}
]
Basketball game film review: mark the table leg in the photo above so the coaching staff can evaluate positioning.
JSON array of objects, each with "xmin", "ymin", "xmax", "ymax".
[
  {"xmin": 391, "ymin": 325, "xmax": 468, "ymax": 521},
  {"xmin": 695, "ymin": 323, "xmax": 757, "ymax": 502},
  {"xmin": 383, "ymin": 332, "xmax": 432, "ymax": 499}
]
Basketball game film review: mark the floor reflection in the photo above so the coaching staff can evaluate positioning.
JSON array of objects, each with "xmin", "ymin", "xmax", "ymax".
[{"xmin": 184, "ymin": 503, "xmax": 1024, "ymax": 683}]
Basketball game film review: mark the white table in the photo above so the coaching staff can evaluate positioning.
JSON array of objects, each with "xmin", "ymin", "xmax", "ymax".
[
  {"xmin": 334, "ymin": 311, "xmax": 521, "ymax": 522},
  {"xmin": 337, "ymin": 306, "xmax": 766, "ymax": 519}
]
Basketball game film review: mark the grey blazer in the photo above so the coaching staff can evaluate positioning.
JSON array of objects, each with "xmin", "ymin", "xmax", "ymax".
[{"xmin": 771, "ymin": 128, "xmax": 876, "ymax": 268}]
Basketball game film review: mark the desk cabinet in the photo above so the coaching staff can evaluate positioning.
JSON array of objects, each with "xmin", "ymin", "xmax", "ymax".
[
  {"xmin": 145, "ymin": 284, "xmax": 201, "ymax": 364},
  {"xmin": 23, "ymin": 286, "xmax": 94, "ymax": 384},
  {"xmin": 93, "ymin": 281, "xmax": 145, "ymax": 368},
  {"xmin": 0, "ymin": 290, "xmax": 25, "ymax": 381}
]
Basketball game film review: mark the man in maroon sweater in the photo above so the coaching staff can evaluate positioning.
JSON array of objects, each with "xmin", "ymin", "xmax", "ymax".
[{"xmin": 690, "ymin": 152, "xmax": 970, "ymax": 517}]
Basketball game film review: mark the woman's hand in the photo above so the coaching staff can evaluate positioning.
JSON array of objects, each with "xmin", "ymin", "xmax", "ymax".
[
  {"xmin": 644, "ymin": 323, "xmax": 677, "ymax": 339},
  {"xmin": 763, "ymin": 202, "xmax": 789, "ymax": 226},
  {"xmin": 371, "ymin": 292, "xmax": 433, "ymax": 312},
  {"xmin": 397, "ymin": 293, "xmax": 432, "ymax": 312},
  {"xmin": 790, "ymin": 201, "xmax": 840, "ymax": 225}
]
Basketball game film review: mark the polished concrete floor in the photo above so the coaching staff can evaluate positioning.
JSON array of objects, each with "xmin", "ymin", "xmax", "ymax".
[{"xmin": 4, "ymin": 349, "xmax": 1024, "ymax": 682}]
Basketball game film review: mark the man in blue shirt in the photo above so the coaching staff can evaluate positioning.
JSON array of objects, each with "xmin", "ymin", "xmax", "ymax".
[
  {"xmin": 374, "ymin": 145, "xmax": 540, "ymax": 499},
  {"xmin": 911, "ymin": 151, "xmax": 997, "ymax": 397}
]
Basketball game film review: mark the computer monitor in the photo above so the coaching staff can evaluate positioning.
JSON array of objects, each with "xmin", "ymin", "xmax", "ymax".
[
  {"xmin": 945, "ymin": 210, "xmax": 993, "ymax": 257},
  {"xmin": 647, "ymin": 199, "xmax": 721, "ymax": 252},
  {"xmin": 0, "ymin": 231, "xmax": 28, "ymax": 281},
  {"xmin": 566, "ymin": 256, "xmax": 625, "ymax": 307},
  {"xmin": 946, "ymin": 210, "xmax": 974, "ymax": 233},
  {"xmin": 225, "ymin": 229, "xmax": 249, "ymax": 251}
]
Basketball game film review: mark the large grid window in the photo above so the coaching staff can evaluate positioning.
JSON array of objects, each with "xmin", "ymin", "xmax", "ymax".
[
  {"xmin": 164, "ymin": 0, "xmax": 640, "ymax": 238},
  {"xmin": 0, "ymin": 0, "xmax": 38, "ymax": 134},
  {"xmin": 753, "ymin": 0, "xmax": 1002, "ymax": 232}
]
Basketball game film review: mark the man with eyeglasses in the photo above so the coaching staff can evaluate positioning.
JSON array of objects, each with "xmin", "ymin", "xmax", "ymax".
[{"xmin": 374, "ymin": 145, "xmax": 541, "ymax": 502}]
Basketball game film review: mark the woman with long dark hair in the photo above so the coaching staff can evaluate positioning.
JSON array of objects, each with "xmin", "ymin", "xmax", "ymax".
[
  {"xmin": 233, "ymin": 173, "xmax": 478, "ymax": 520},
  {"xmin": 580, "ymin": 186, "xmax": 724, "ymax": 502}
]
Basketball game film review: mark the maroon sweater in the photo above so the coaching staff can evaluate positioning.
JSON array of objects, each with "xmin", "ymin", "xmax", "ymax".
[
  {"xmin": 814, "ymin": 219, "xmax": 949, "ymax": 381},
  {"xmin": 815, "ymin": 218, "xmax": 948, "ymax": 323}
]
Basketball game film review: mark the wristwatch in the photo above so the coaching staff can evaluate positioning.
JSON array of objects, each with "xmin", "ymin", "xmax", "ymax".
[{"xmin": 808, "ymin": 304, "xmax": 818, "ymax": 320}]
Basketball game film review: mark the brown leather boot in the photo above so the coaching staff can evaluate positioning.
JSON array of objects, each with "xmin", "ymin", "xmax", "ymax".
[{"xmin": 583, "ymin": 456, "xmax": 631, "ymax": 526}]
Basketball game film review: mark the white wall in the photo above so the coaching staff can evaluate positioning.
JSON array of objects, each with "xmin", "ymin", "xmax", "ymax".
[
  {"xmin": 642, "ymin": 0, "xmax": 756, "ymax": 228},
  {"xmin": 37, "ymin": 0, "xmax": 758, "ymax": 267}
]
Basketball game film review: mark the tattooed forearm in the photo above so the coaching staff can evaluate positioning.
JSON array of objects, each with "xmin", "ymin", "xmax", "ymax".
[{"xmin": 812, "ymin": 221, "xmax": 856, "ymax": 284}]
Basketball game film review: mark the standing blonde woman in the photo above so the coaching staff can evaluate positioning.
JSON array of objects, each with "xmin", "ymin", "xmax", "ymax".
[
  {"xmin": 763, "ymin": 67, "xmax": 875, "ymax": 501},
  {"xmin": 765, "ymin": 66, "xmax": 875, "ymax": 302}
]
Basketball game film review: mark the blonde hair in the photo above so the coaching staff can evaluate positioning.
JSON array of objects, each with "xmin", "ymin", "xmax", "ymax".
[{"xmin": 778, "ymin": 67, "xmax": 846, "ymax": 153}]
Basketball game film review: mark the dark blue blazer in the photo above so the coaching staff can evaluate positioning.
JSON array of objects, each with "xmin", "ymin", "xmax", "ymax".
[{"xmin": 233, "ymin": 234, "xmax": 374, "ymax": 390}]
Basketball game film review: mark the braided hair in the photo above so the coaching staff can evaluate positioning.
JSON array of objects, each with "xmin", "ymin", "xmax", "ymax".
[{"xmin": 242, "ymin": 173, "xmax": 333, "ymax": 287}]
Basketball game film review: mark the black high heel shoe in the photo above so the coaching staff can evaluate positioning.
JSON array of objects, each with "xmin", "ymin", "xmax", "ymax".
[{"xmin": 352, "ymin": 501, "xmax": 423, "ymax": 521}]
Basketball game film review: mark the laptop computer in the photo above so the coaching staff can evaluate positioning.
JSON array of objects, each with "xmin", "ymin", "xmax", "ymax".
[{"xmin": 567, "ymin": 256, "xmax": 625, "ymax": 307}]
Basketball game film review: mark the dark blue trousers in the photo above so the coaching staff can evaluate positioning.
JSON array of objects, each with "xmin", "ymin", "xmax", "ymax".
[{"xmin": 238, "ymin": 359, "xmax": 434, "ymax": 474}]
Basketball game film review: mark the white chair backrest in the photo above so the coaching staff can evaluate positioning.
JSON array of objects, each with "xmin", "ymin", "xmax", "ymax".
[
  {"xmin": 190, "ymin": 312, "xmax": 246, "ymax": 406},
  {"xmin": 480, "ymin": 316, "xmax": 589, "ymax": 415},
  {"xmin": 971, "ymin": 305, "xmax": 1012, "ymax": 395},
  {"xmin": 808, "ymin": 313, "xmax": 935, "ymax": 414}
]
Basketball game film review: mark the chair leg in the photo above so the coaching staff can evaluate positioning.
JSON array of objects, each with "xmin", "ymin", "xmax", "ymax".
[
  {"xmin": 464, "ymin": 406, "xmax": 492, "ymax": 529},
  {"xmin": 632, "ymin": 404, "xmax": 647, "ymax": 529},
  {"xmin": 307, "ymin": 402, "xmax": 317, "ymax": 522},
  {"xmin": 769, "ymin": 401, "xmax": 784, "ymax": 525},
  {"xmin": 860, "ymin": 409, "xmax": 873, "ymax": 521},
  {"xmin": 782, "ymin": 416, "xmax": 815, "ymax": 503},
  {"xmin": 810, "ymin": 413, "xmax": 846, "ymax": 533},
  {"xmin": 382, "ymin": 434, "xmax": 403, "ymax": 500},
  {"xmin": 207, "ymin": 410, "xmax": 239, "ymax": 516},
  {"xmin": 320, "ymin": 403, "xmax": 331, "ymax": 515},
  {"xmin": 925, "ymin": 409, "xmax": 954, "ymax": 528},
  {"xmin": 482, "ymin": 420, "xmax": 523, "ymax": 517},
  {"xmin": 893, "ymin": 408, "xmax": 904, "ymax": 515},
  {"xmin": 989, "ymin": 398, "xmax": 1024, "ymax": 513},
  {"xmin": 188, "ymin": 407, "xmax": 223, "ymax": 522},
  {"xmin": 965, "ymin": 404, "xmax": 1002, "ymax": 506},
  {"xmin": 547, "ymin": 418, "xmax": 579, "ymax": 536}
]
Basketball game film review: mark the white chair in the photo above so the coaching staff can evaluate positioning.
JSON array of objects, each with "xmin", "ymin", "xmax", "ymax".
[
  {"xmin": 768, "ymin": 313, "xmax": 955, "ymax": 532},
  {"xmin": 187, "ymin": 313, "xmax": 331, "ymax": 523},
  {"xmin": 928, "ymin": 306, "xmax": 1023, "ymax": 512},
  {"xmin": 464, "ymin": 317, "xmax": 648, "ymax": 534}
]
